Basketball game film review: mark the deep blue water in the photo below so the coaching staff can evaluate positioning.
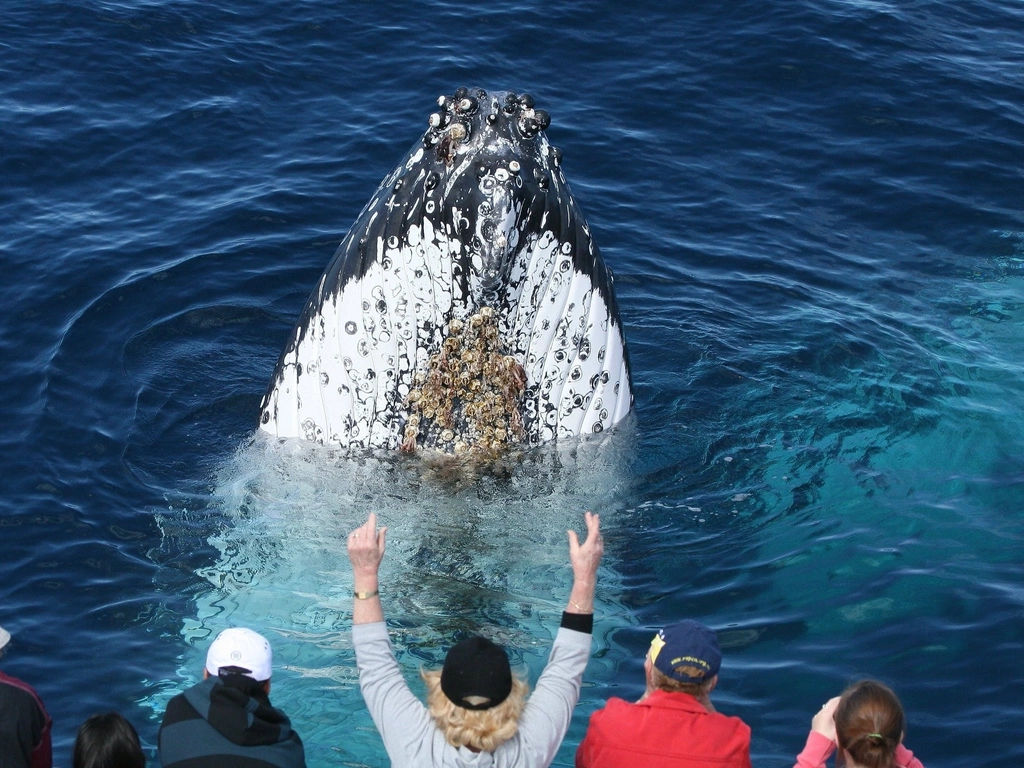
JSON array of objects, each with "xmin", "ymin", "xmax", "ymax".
[{"xmin": 2, "ymin": 1, "xmax": 1023, "ymax": 766}]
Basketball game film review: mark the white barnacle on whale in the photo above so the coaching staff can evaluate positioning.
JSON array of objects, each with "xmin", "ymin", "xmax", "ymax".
[{"xmin": 259, "ymin": 87, "xmax": 632, "ymax": 453}]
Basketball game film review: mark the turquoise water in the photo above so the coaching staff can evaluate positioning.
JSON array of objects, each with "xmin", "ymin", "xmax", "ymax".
[{"xmin": 1, "ymin": 1, "xmax": 1022, "ymax": 766}]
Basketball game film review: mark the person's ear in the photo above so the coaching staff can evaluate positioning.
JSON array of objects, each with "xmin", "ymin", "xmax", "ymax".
[
  {"xmin": 203, "ymin": 669, "xmax": 209, "ymax": 680},
  {"xmin": 707, "ymin": 674, "xmax": 718, "ymax": 693},
  {"xmin": 643, "ymin": 655, "xmax": 656, "ymax": 689},
  {"xmin": 264, "ymin": 680, "xmax": 271, "ymax": 695}
]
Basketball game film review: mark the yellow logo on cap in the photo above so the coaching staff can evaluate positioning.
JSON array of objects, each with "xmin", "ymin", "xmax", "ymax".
[
  {"xmin": 670, "ymin": 655, "xmax": 711, "ymax": 672},
  {"xmin": 649, "ymin": 632, "xmax": 666, "ymax": 664}
]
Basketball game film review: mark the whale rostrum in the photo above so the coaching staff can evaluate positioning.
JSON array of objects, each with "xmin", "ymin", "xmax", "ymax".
[{"xmin": 259, "ymin": 87, "xmax": 633, "ymax": 453}]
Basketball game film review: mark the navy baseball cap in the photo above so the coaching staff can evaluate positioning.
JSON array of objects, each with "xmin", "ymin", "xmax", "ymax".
[{"xmin": 649, "ymin": 620, "xmax": 721, "ymax": 683}]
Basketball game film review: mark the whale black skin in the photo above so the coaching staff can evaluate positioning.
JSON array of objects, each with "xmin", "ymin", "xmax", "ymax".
[{"xmin": 259, "ymin": 87, "xmax": 633, "ymax": 452}]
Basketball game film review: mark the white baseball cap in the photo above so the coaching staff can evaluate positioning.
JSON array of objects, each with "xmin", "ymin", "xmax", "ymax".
[
  {"xmin": 205, "ymin": 628, "xmax": 273, "ymax": 681},
  {"xmin": 0, "ymin": 625, "xmax": 10, "ymax": 651}
]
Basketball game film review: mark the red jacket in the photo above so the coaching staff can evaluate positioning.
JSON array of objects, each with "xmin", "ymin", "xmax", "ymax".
[{"xmin": 576, "ymin": 689, "xmax": 751, "ymax": 768}]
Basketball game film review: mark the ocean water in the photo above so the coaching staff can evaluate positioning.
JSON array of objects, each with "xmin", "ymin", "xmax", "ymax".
[{"xmin": 2, "ymin": 1, "xmax": 1022, "ymax": 766}]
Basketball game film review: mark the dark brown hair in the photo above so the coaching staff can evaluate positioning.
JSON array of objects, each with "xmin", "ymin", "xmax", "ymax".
[
  {"xmin": 834, "ymin": 680, "xmax": 905, "ymax": 768},
  {"xmin": 73, "ymin": 712, "xmax": 145, "ymax": 768}
]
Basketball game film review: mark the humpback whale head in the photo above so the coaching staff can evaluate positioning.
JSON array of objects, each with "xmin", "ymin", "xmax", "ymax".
[
  {"xmin": 260, "ymin": 87, "xmax": 632, "ymax": 454},
  {"xmin": 424, "ymin": 88, "xmax": 552, "ymax": 298}
]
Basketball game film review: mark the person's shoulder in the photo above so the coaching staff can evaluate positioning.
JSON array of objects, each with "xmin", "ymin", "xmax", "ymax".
[
  {"xmin": 607, "ymin": 695, "xmax": 637, "ymax": 708},
  {"xmin": 0, "ymin": 670, "xmax": 34, "ymax": 691},
  {"xmin": 161, "ymin": 686, "xmax": 203, "ymax": 727},
  {"xmin": 704, "ymin": 706, "xmax": 752, "ymax": 744},
  {"xmin": 589, "ymin": 696, "xmax": 639, "ymax": 722},
  {"xmin": 0, "ymin": 671, "xmax": 43, "ymax": 705},
  {"xmin": 649, "ymin": 691, "xmax": 750, "ymax": 733},
  {"xmin": 594, "ymin": 695, "xmax": 635, "ymax": 709},
  {"xmin": 713, "ymin": 708, "xmax": 751, "ymax": 734}
]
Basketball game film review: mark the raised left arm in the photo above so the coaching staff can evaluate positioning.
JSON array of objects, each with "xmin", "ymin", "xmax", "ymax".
[{"xmin": 347, "ymin": 512, "xmax": 387, "ymax": 624}]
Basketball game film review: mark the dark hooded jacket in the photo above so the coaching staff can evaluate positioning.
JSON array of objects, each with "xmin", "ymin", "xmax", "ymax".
[
  {"xmin": 158, "ymin": 674, "xmax": 306, "ymax": 768},
  {"xmin": 0, "ymin": 670, "xmax": 52, "ymax": 768}
]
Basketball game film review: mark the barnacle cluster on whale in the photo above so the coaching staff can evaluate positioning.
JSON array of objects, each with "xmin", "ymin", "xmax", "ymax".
[
  {"xmin": 402, "ymin": 307, "xmax": 528, "ymax": 455},
  {"xmin": 259, "ymin": 87, "xmax": 633, "ymax": 454}
]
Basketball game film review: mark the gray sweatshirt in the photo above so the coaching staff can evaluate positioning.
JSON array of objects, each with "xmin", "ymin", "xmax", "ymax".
[{"xmin": 353, "ymin": 621, "xmax": 592, "ymax": 768}]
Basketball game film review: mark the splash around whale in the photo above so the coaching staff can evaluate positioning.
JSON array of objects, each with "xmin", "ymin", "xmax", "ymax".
[{"xmin": 259, "ymin": 87, "xmax": 632, "ymax": 454}]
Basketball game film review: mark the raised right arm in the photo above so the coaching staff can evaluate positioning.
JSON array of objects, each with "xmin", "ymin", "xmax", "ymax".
[{"xmin": 518, "ymin": 512, "xmax": 603, "ymax": 766}]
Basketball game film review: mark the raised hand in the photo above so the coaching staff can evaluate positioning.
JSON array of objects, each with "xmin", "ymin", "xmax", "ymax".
[
  {"xmin": 566, "ymin": 511, "xmax": 603, "ymax": 614},
  {"xmin": 347, "ymin": 512, "xmax": 388, "ymax": 578},
  {"xmin": 347, "ymin": 513, "xmax": 387, "ymax": 625}
]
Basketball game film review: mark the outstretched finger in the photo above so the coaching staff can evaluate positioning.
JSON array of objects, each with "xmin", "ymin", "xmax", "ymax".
[
  {"xmin": 348, "ymin": 513, "xmax": 380, "ymax": 548},
  {"xmin": 567, "ymin": 528, "xmax": 580, "ymax": 553}
]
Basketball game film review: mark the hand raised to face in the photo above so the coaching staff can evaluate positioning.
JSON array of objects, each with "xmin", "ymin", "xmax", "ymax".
[{"xmin": 811, "ymin": 696, "xmax": 841, "ymax": 743}]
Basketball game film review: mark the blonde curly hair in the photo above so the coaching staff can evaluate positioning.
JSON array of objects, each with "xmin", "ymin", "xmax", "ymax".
[{"xmin": 421, "ymin": 668, "xmax": 530, "ymax": 752}]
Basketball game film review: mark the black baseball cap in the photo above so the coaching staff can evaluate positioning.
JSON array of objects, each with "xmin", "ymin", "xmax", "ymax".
[{"xmin": 440, "ymin": 635, "xmax": 513, "ymax": 710}]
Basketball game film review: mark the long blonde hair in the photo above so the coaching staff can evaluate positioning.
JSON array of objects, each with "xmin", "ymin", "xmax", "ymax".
[{"xmin": 421, "ymin": 668, "xmax": 530, "ymax": 752}]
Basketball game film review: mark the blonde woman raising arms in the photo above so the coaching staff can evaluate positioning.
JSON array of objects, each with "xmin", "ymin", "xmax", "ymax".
[{"xmin": 347, "ymin": 511, "xmax": 603, "ymax": 768}]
